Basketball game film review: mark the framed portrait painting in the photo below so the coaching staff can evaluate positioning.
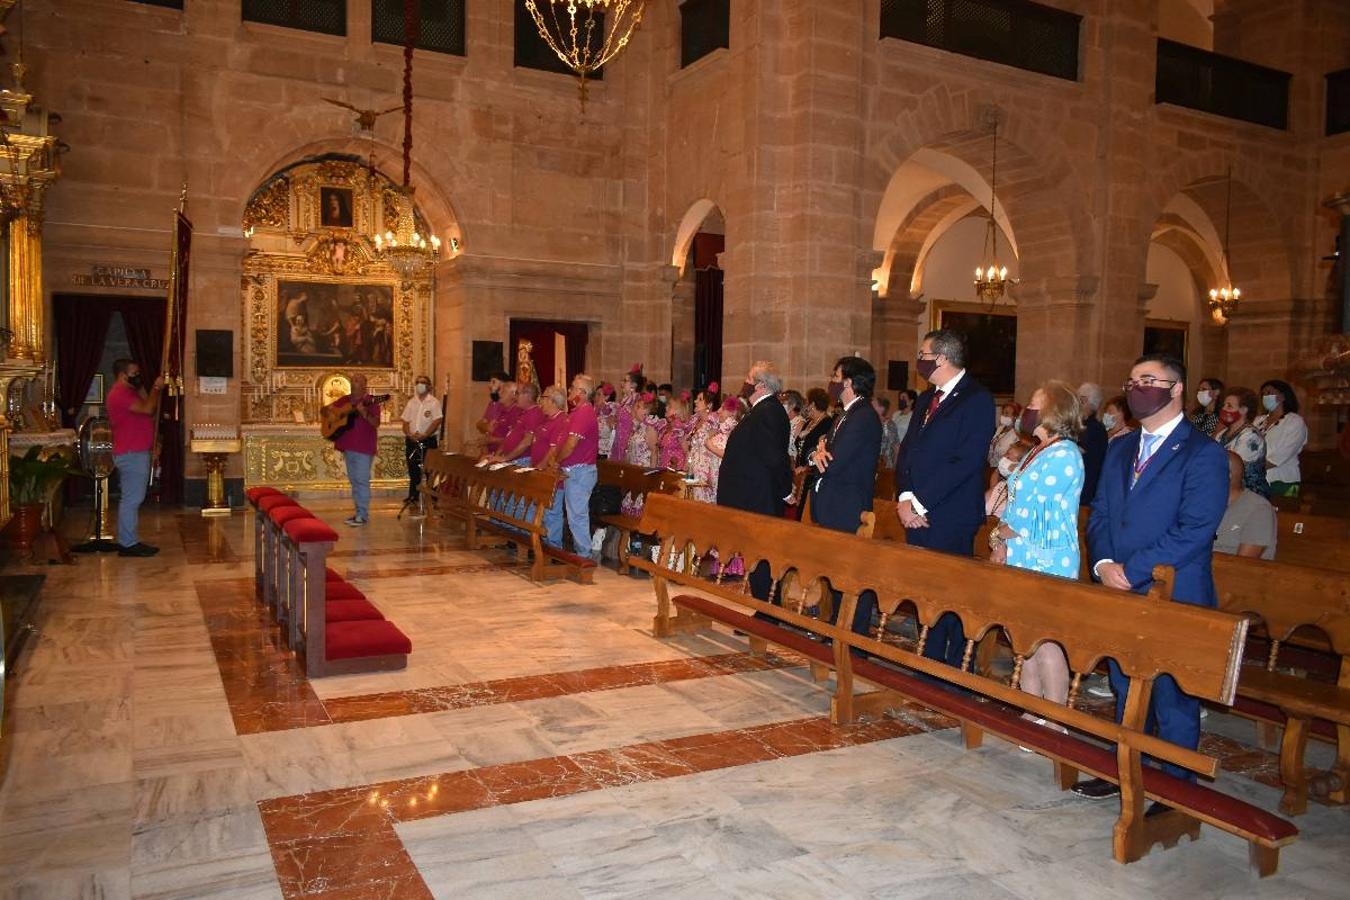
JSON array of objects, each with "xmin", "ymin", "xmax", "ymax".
[{"xmin": 319, "ymin": 186, "xmax": 354, "ymax": 228}]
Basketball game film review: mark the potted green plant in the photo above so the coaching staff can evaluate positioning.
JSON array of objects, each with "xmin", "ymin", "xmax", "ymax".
[{"xmin": 7, "ymin": 446, "xmax": 74, "ymax": 559}]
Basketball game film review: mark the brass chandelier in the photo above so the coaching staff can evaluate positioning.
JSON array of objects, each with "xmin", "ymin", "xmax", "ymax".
[
  {"xmin": 524, "ymin": 0, "xmax": 647, "ymax": 107},
  {"xmin": 373, "ymin": 0, "xmax": 440, "ymax": 279},
  {"xmin": 973, "ymin": 120, "xmax": 1013, "ymax": 304},
  {"xmin": 1208, "ymin": 166, "xmax": 1242, "ymax": 324}
]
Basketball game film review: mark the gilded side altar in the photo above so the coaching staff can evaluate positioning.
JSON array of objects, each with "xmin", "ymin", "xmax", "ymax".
[{"xmin": 238, "ymin": 155, "xmax": 432, "ymax": 493}]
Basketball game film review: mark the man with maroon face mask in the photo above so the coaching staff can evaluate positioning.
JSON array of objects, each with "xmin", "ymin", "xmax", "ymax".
[{"xmin": 1074, "ymin": 353, "xmax": 1227, "ymax": 811}]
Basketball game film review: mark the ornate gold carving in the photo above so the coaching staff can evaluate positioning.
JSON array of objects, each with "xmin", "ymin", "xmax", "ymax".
[
  {"xmin": 243, "ymin": 175, "xmax": 290, "ymax": 233},
  {"xmin": 244, "ymin": 431, "xmax": 408, "ymax": 491},
  {"xmin": 240, "ymin": 155, "xmax": 432, "ymax": 426}
]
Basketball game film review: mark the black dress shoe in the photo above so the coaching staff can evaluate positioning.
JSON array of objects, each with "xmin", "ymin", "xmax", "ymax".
[
  {"xmin": 1071, "ymin": 777, "xmax": 1120, "ymax": 800},
  {"xmin": 1145, "ymin": 801, "xmax": 1172, "ymax": 818},
  {"xmin": 118, "ymin": 543, "xmax": 160, "ymax": 558}
]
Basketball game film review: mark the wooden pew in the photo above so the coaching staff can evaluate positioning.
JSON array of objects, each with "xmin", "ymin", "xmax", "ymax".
[
  {"xmin": 1271, "ymin": 511, "xmax": 1350, "ymax": 574},
  {"xmin": 594, "ymin": 460, "xmax": 684, "ymax": 573},
  {"xmin": 419, "ymin": 450, "xmax": 484, "ymax": 531},
  {"xmin": 632, "ymin": 494, "xmax": 1297, "ymax": 875},
  {"xmin": 466, "ymin": 463, "xmax": 596, "ymax": 584},
  {"xmin": 1212, "ymin": 553, "xmax": 1350, "ymax": 816}
]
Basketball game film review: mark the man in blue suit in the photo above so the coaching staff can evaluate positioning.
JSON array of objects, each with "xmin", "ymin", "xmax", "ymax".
[
  {"xmin": 810, "ymin": 355, "xmax": 883, "ymax": 635},
  {"xmin": 1074, "ymin": 354, "xmax": 1228, "ymax": 810},
  {"xmin": 893, "ymin": 330, "xmax": 996, "ymax": 667}
]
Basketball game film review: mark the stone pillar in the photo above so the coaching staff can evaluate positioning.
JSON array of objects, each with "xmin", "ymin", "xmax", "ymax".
[
  {"xmin": 670, "ymin": 273, "xmax": 696, "ymax": 392},
  {"xmin": 1013, "ymin": 276, "xmax": 1100, "ymax": 397},
  {"xmin": 7, "ymin": 218, "xmax": 44, "ymax": 362}
]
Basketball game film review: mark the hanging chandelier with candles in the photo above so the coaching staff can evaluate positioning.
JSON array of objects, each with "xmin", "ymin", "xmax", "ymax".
[
  {"xmin": 524, "ymin": 0, "xmax": 647, "ymax": 107},
  {"xmin": 1208, "ymin": 166, "xmax": 1242, "ymax": 324},
  {"xmin": 973, "ymin": 119, "xmax": 1013, "ymax": 304},
  {"xmin": 372, "ymin": 0, "xmax": 440, "ymax": 279}
]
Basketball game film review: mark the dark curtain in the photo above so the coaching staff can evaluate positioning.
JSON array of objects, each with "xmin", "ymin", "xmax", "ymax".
[
  {"xmin": 694, "ymin": 267, "xmax": 724, "ymax": 391},
  {"xmin": 507, "ymin": 320, "xmax": 589, "ymax": 388},
  {"xmin": 115, "ymin": 297, "xmax": 185, "ymax": 505},
  {"xmin": 53, "ymin": 294, "xmax": 113, "ymax": 427}
]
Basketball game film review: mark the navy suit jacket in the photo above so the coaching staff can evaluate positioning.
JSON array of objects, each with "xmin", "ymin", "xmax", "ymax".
[
  {"xmin": 1086, "ymin": 417, "xmax": 1228, "ymax": 607},
  {"xmin": 1078, "ymin": 415, "xmax": 1108, "ymax": 507},
  {"xmin": 811, "ymin": 398, "xmax": 883, "ymax": 533},
  {"xmin": 716, "ymin": 395, "xmax": 793, "ymax": 518},
  {"xmin": 893, "ymin": 374, "xmax": 996, "ymax": 537}
]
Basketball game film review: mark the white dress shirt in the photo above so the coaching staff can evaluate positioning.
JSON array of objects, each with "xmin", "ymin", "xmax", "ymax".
[{"xmin": 401, "ymin": 393, "xmax": 443, "ymax": 439}]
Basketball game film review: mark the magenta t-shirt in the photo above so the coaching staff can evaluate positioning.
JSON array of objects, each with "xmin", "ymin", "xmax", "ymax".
[
  {"xmin": 501, "ymin": 406, "xmax": 545, "ymax": 459},
  {"xmin": 530, "ymin": 411, "xmax": 569, "ymax": 466},
  {"xmin": 481, "ymin": 399, "xmax": 502, "ymax": 424},
  {"xmin": 488, "ymin": 405, "xmax": 522, "ymax": 450},
  {"xmin": 334, "ymin": 394, "xmax": 380, "ymax": 456},
  {"xmin": 561, "ymin": 402, "xmax": 600, "ymax": 466},
  {"xmin": 107, "ymin": 382, "xmax": 155, "ymax": 455}
]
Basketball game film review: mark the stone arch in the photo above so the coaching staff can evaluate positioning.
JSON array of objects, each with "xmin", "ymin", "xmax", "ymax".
[
  {"xmin": 230, "ymin": 134, "xmax": 464, "ymax": 245},
  {"xmin": 671, "ymin": 198, "xmax": 724, "ymax": 272},
  {"xmin": 865, "ymin": 88, "xmax": 1095, "ymax": 282},
  {"xmin": 1140, "ymin": 152, "xmax": 1297, "ymax": 302}
]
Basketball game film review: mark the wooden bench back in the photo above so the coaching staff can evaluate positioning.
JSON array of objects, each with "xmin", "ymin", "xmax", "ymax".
[
  {"xmin": 470, "ymin": 464, "xmax": 558, "ymax": 532},
  {"xmin": 639, "ymin": 493, "xmax": 1247, "ymax": 706},
  {"xmin": 422, "ymin": 450, "xmax": 483, "ymax": 505},
  {"xmin": 1212, "ymin": 554, "xmax": 1350, "ymax": 656},
  {"xmin": 1272, "ymin": 511, "xmax": 1350, "ymax": 573},
  {"xmin": 873, "ymin": 466, "xmax": 895, "ymax": 500},
  {"xmin": 596, "ymin": 460, "xmax": 683, "ymax": 511}
]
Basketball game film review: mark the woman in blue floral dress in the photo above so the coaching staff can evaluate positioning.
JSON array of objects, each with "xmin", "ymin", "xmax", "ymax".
[{"xmin": 990, "ymin": 380, "xmax": 1085, "ymax": 716}]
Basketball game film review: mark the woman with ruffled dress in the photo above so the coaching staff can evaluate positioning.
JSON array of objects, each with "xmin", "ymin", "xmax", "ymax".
[
  {"xmin": 620, "ymin": 394, "xmax": 665, "ymax": 518},
  {"xmin": 657, "ymin": 394, "xmax": 694, "ymax": 472},
  {"xmin": 611, "ymin": 366, "xmax": 644, "ymax": 465},
  {"xmin": 703, "ymin": 397, "xmax": 745, "ymax": 576},
  {"xmin": 686, "ymin": 387, "xmax": 721, "ymax": 503}
]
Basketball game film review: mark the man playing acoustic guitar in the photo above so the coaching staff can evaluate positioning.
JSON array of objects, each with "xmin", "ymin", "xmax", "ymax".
[{"xmin": 325, "ymin": 373, "xmax": 382, "ymax": 526}]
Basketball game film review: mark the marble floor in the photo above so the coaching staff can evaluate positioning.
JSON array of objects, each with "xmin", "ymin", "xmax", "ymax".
[{"xmin": 0, "ymin": 501, "xmax": 1346, "ymax": 899}]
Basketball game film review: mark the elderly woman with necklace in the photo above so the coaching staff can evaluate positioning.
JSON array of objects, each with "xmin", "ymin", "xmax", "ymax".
[{"xmin": 989, "ymin": 380, "xmax": 1085, "ymax": 722}]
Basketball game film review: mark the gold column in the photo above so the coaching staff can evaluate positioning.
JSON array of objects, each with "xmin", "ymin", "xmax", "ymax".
[{"xmin": 7, "ymin": 217, "xmax": 43, "ymax": 362}]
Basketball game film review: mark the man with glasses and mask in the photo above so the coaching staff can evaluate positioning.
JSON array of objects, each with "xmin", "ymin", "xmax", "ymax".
[
  {"xmin": 400, "ymin": 374, "xmax": 443, "ymax": 507},
  {"xmin": 1073, "ymin": 354, "xmax": 1227, "ymax": 812},
  {"xmin": 892, "ymin": 330, "xmax": 995, "ymax": 667},
  {"xmin": 107, "ymin": 358, "xmax": 166, "ymax": 557}
]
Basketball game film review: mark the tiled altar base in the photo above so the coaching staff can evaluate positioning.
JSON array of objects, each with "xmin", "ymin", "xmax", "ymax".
[{"xmin": 0, "ymin": 502, "xmax": 1346, "ymax": 899}]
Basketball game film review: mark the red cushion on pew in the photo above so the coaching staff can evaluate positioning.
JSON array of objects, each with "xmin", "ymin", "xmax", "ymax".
[
  {"xmin": 284, "ymin": 518, "xmax": 339, "ymax": 543},
  {"xmin": 326, "ymin": 566, "xmax": 344, "ymax": 582},
  {"xmin": 258, "ymin": 495, "xmax": 299, "ymax": 514},
  {"xmin": 326, "ymin": 620, "xmax": 411, "ymax": 660},
  {"xmin": 269, "ymin": 506, "xmax": 313, "ymax": 525},
  {"xmin": 324, "ymin": 581, "xmax": 367, "ymax": 602},
  {"xmin": 246, "ymin": 486, "xmax": 283, "ymax": 505},
  {"xmin": 326, "ymin": 598, "xmax": 385, "ymax": 623}
]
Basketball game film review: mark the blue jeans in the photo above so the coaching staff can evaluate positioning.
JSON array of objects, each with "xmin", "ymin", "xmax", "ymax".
[
  {"xmin": 544, "ymin": 463, "xmax": 597, "ymax": 557},
  {"xmin": 344, "ymin": 450, "xmax": 373, "ymax": 519},
  {"xmin": 114, "ymin": 450, "xmax": 150, "ymax": 548}
]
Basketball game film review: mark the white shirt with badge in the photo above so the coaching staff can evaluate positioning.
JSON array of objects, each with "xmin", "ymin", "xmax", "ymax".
[{"xmin": 401, "ymin": 393, "xmax": 443, "ymax": 439}]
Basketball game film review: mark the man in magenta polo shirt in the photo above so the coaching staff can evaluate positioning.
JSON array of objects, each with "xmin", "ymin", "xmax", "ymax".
[
  {"xmin": 484, "ymin": 380, "xmax": 521, "ymax": 456},
  {"xmin": 106, "ymin": 358, "xmax": 165, "ymax": 557},
  {"xmin": 326, "ymin": 373, "xmax": 381, "ymax": 526},
  {"xmin": 474, "ymin": 371, "xmax": 510, "ymax": 443},
  {"xmin": 540, "ymin": 374, "xmax": 601, "ymax": 559},
  {"xmin": 494, "ymin": 383, "xmax": 546, "ymax": 464},
  {"xmin": 531, "ymin": 386, "xmax": 569, "ymax": 467}
]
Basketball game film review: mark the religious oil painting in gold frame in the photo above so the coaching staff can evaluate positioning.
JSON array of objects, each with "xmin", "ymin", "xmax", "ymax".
[
  {"xmin": 319, "ymin": 186, "xmax": 354, "ymax": 228},
  {"xmin": 276, "ymin": 280, "xmax": 395, "ymax": 368}
]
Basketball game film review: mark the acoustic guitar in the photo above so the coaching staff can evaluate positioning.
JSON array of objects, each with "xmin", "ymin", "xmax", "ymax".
[{"xmin": 320, "ymin": 394, "xmax": 390, "ymax": 442}]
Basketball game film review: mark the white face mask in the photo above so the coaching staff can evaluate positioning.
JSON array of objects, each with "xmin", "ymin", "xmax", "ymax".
[
  {"xmin": 415, "ymin": 384, "xmax": 429, "ymax": 396},
  {"xmin": 1197, "ymin": 390, "xmax": 1214, "ymax": 407},
  {"xmin": 1262, "ymin": 394, "xmax": 1279, "ymax": 413},
  {"xmin": 997, "ymin": 457, "xmax": 1016, "ymax": 478},
  {"xmin": 1102, "ymin": 412, "xmax": 1118, "ymax": 430},
  {"xmin": 999, "ymin": 415, "xmax": 1013, "ymax": 428}
]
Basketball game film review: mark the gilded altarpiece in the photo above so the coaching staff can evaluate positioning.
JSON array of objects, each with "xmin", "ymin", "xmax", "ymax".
[{"xmin": 239, "ymin": 156, "xmax": 432, "ymax": 491}]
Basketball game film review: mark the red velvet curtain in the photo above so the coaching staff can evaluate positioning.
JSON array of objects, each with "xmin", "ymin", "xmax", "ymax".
[
  {"xmin": 508, "ymin": 320, "xmax": 589, "ymax": 388},
  {"xmin": 694, "ymin": 268, "xmax": 724, "ymax": 391},
  {"xmin": 53, "ymin": 294, "xmax": 114, "ymax": 426}
]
